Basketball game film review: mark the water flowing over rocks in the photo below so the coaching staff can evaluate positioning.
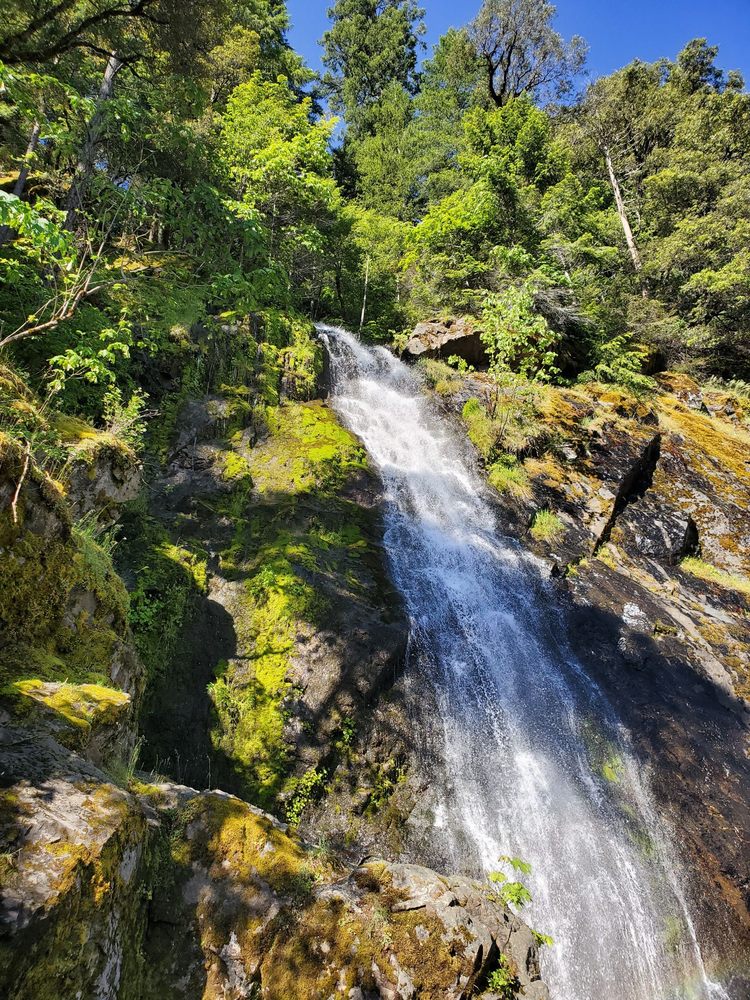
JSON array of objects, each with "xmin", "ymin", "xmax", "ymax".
[
  {"xmin": 319, "ymin": 327, "xmax": 747, "ymax": 1000},
  {"xmin": 2, "ymin": 315, "xmax": 749, "ymax": 998}
]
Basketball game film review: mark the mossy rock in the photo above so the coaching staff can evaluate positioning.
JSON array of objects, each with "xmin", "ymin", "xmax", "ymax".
[
  {"xmin": 142, "ymin": 790, "xmax": 544, "ymax": 1000},
  {"xmin": 207, "ymin": 400, "xmax": 403, "ymax": 810},
  {"xmin": 8, "ymin": 680, "xmax": 132, "ymax": 763},
  {"xmin": 0, "ymin": 432, "xmax": 142, "ymax": 698}
]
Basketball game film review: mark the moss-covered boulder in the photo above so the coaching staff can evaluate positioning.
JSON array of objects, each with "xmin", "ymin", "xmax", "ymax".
[
  {"xmin": 57, "ymin": 414, "xmax": 142, "ymax": 526},
  {"xmin": 0, "ymin": 721, "xmax": 548, "ymax": 1000},
  {"xmin": 10, "ymin": 679, "xmax": 134, "ymax": 766},
  {"xmin": 0, "ymin": 739, "xmax": 151, "ymax": 1000},
  {"xmin": 143, "ymin": 789, "xmax": 547, "ymax": 1000}
]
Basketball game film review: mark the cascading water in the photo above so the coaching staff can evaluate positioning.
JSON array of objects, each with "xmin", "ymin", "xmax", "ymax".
[{"xmin": 318, "ymin": 324, "xmax": 729, "ymax": 1000}]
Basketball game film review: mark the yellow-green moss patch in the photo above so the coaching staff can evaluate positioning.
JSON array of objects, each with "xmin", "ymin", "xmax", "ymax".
[
  {"xmin": 12, "ymin": 680, "xmax": 129, "ymax": 730},
  {"xmin": 680, "ymin": 558, "xmax": 750, "ymax": 598}
]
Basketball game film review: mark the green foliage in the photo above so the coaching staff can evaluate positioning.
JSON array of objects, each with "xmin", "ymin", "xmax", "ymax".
[
  {"xmin": 118, "ymin": 516, "xmax": 208, "ymax": 691},
  {"xmin": 487, "ymin": 455, "xmax": 532, "ymax": 499},
  {"xmin": 498, "ymin": 854, "xmax": 533, "ymax": 876},
  {"xmin": 322, "ymin": 0, "xmax": 426, "ymax": 138},
  {"xmin": 532, "ymin": 929, "xmax": 554, "ymax": 948},
  {"xmin": 578, "ymin": 334, "xmax": 655, "ymax": 394},
  {"xmin": 530, "ymin": 509, "xmax": 565, "ymax": 543},
  {"xmin": 485, "ymin": 955, "xmax": 520, "ymax": 998},
  {"xmin": 488, "ymin": 855, "xmax": 534, "ymax": 911},
  {"xmin": 481, "ymin": 284, "xmax": 561, "ymax": 382},
  {"xmin": 285, "ymin": 767, "xmax": 328, "ymax": 827}
]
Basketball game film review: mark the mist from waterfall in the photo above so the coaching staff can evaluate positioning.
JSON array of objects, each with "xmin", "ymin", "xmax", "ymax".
[{"xmin": 318, "ymin": 324, "xmax": 728, "ymax": 1000}]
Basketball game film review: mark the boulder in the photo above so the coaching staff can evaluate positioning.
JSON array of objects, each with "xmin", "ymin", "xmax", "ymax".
[
  {"xmin": 404, "ymin": 318, "xmax": 488, "ymax": 368},
  {"xmin": 65, "ymin": 433, "xmax": 141, "ymax": 526},
  {"xmin": 0, "ymin": 740, "xmax": 550, "ymax": 1000}
]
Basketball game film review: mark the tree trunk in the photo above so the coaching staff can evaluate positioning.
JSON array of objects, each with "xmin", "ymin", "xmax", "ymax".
[
  {"xmin": 0, "ymin": 119, "xmax": 42, "ymax": 246},
  {"xmin": 65, "ymin": 52, "xmax": 122, "ymax": 229},
  {"xmin": 359, "ymin": 256, "xmax": 370, "ymax": 332},
  {"xmin": 603, "ymin": 145, "xmax": 642, "ymax": 274}
]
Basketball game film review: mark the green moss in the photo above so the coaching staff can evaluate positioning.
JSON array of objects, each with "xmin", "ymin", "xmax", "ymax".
[
  {"xmin": 601, "ymin": 754, "xmax": 624, "ymax": 784},
  {"xmin": 680, "ymin": 557, "xmax": 750, "ymax": 597},
  {"xmin": 221, "ymin": 451, "xmax": 253, "ymax": 483},
  {"xmin": 0, "ymin": 434, "xmax": 130, "ymax": 689},
  {"xmin": 209, "ymin": 401, "xmax": 383, "ymax": 808},
  {"xmin": 12, "ymin": 679, "xmax": 129, "ymax": 732},
  {"xmin": 462, "ymin": 397, "xmax": 497, "ymax": 459},
  {"xmin": 117, "ymin": 516, "xmax": 208, "ymax": 690}
]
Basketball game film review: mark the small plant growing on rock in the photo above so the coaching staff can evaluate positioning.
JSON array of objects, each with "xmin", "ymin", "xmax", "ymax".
[
  {"xmin": 446, "ymin": 354, "xmax": 474, "ymax": 373},
  {"xmin": 530, "ymin": 509, "xmax": 565, "ymax": 543},
  {"xmin": 485, "ymin": 954, "xmax": 520, "ymax": 998},
  {"xmin": 532, "ymin": 929, "xmax": 554, "ymax": 948},
  {"xmin": 487, "ymin": 855, "xmax": 533, "ymax": 910},
  {"xmin": 488, "ymin": 455, "xmax": 532, "ymax": 499},
  {"xmin": 285, "ymin": 767, "xmax": 327, "ymax": 827}
]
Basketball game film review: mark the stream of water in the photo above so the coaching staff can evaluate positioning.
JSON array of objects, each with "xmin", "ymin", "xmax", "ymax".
[{"xmin": 319, "ymin": 325, "xmax": 728, "ymax": 1000}]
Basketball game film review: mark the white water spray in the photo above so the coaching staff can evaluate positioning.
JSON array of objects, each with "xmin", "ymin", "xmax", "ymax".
[{"xmin": 319, "ymin": 325, "xmax": 728, "ymax": 1000}]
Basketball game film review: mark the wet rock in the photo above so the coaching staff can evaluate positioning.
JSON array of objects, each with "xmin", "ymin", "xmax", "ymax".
[
  {"xmin": 404, "ymin": 318, "xmax": 488, "ymax": 368},
  {"xmin": 418, "ymin": 372, "xmax": 750, "ymax": 960}
]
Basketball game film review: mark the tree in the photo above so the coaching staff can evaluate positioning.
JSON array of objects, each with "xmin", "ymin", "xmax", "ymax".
[
  {"xmin": 220, "ymin": 73, "xmax": 341, "ymax": 305},
  {"xmin": 321, "ymin": 0, "xmax": 425, "ymax": 136},
  {"xmin": 468, "ymin": 0, "xmax": 586, "ymax": 107},
  {"xmin": 410, "ymin": 28, "xmax": 486, "ymax": 204},
  {"xmin": 353, "ymin": 81, "xmax": 420, "ymax": 219},
  {"xmin": 0, "ymin": 0, "xmax": 221, "ymax": 67},
  {"xmin": 673, "ymin": 38, "xmax": 726, "ymax": 94},
  {"xmin": 571, "ymin": 61, "xmax": 668, "ymax": 278}
]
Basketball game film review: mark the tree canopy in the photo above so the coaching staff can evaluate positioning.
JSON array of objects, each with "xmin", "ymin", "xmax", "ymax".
[{"xmin": 0, "ymin": 0, "xmax": 748, "ymax": 423}]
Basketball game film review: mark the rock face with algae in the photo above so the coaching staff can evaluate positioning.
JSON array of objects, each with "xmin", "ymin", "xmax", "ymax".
[
  {"xmin": 0, "ymin": 432, "xmax": 144, "ymax": 704},
  {"xmin": 0, "ymin": 732, "xmax": 548, "ymax": 1000}
]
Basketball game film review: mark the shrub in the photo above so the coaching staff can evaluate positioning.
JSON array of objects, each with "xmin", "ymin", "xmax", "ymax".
[{"xmin": 485, "ymin": 955, "xmax": 519, "ymax": 998}]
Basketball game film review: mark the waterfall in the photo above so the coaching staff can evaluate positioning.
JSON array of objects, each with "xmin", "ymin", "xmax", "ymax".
[{"xmin": 318, "ymin": 324, "xmax": 729, "ymax": 1000}]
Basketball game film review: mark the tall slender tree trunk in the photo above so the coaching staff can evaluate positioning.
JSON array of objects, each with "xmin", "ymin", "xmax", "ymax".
[
  {"xmin": 65, "ymin": 52, "xmax": 122, "ymax": 229},
  {"xmin": 603, "ymin": 145, "xmax": 642, "ymax": 274},
  {"xmin": 0, "ymin": 119, "xmax": 42, "ymax": 246},
  {"xmin": 359, "ymin": 255, "xmax": 370, "ymax": 332}
]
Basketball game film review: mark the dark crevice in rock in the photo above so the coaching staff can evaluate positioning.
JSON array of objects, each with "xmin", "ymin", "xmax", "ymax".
[{"xmin": 592, "ymin": 432, "xmax": 662, "ymax": 555}]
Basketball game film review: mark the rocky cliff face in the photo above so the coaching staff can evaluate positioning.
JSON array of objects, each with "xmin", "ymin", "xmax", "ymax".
[{"xmin": 417, "ymin": 360, "xmax": 750, "ymax": 974}]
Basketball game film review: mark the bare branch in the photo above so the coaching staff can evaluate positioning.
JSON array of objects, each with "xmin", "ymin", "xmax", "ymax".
[{"xmin": 10, "ymin": 441, "xmax": 32, "ymax": 525}]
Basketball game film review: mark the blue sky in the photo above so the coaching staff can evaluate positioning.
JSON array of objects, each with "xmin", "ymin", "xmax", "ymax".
[{"xmin": 286, "ymin": 1, "xmax": 750, "ymax": 83}]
